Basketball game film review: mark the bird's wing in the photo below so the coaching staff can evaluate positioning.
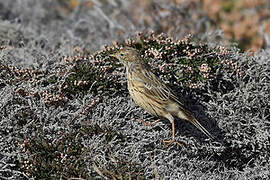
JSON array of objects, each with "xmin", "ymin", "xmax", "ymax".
[{"xmin": 133, "ymin": 68, "xmax": 182, "ymax": 105}]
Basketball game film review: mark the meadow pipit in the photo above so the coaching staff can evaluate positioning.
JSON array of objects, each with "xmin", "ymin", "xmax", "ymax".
[{"xmin": 111, "ymin": 47, "xmax": 213, "ymax": 145}]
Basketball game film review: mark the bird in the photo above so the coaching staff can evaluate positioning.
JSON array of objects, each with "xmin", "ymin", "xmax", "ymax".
[{"xmin": 110, "ymin": 47, "xmax": 213, "ymax": 145}]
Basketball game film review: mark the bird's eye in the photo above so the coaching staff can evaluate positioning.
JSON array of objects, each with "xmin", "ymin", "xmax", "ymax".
[{"xmin": 120, "ymin": 53, "xmax": 124, "ymax": 57}]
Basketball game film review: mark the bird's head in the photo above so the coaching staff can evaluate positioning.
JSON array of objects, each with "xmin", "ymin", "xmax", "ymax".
[{"xmin": 110, "ymin": 47, "xmax": 141, "ymax": 65}]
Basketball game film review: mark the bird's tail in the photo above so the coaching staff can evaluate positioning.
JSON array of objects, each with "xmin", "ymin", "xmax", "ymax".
[{"xmin": 177, "ymin": 109, "xmax": 213, "ymax": 139}]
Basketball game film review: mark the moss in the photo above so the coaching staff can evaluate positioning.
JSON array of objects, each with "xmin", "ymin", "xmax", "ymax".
[{"xmin": 19, "ymin": 124, "xmax": 126, "ymax": 179}]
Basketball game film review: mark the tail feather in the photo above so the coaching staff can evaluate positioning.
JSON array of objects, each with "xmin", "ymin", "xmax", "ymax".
[{"xmin": 177, "ymin": 110, "xmax": 213, "ymax": 139}]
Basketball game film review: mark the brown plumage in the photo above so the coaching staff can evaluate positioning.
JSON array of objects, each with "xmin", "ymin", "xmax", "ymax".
[{"xmin": 111, "ymin": 47, "xmax": 213, "ymax": 145}]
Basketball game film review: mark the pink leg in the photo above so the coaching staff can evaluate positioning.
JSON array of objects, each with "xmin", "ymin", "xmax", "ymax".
[
  {"xmin": 163, "ymin": 114, "xmax": 183, "ymax": 147},
  {"xmin": 138, "ymin": 118, "xmax": 161, "ymax": 127}
]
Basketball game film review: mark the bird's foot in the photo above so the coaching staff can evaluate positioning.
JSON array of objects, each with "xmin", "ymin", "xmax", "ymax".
[
  {"xmin": 138, "ymin": 118, "xmax": 161, "ymax": 127},
  {"xmin": 163, "ymin": 139, "xmax": 183, "ymax": 147}
]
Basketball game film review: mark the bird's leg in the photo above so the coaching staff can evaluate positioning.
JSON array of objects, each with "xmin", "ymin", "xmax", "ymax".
[
  {"xmin": 138, "ymin": 118, "xmax": 161, "ymax": 127},
  {"xmin": 163, "ymin": 114, "xmax": 183, "ymax": 146}
]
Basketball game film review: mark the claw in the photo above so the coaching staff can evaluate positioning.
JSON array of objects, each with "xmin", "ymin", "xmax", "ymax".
[{"xmin": 163, "ymin": 139, "xmax": 183, "ymax": 146}]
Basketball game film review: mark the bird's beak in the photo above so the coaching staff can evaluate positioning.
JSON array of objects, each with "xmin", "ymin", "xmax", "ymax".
[{"xmin": 109, "ymin": 54, "xmax": 118, "ymax": 59}]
